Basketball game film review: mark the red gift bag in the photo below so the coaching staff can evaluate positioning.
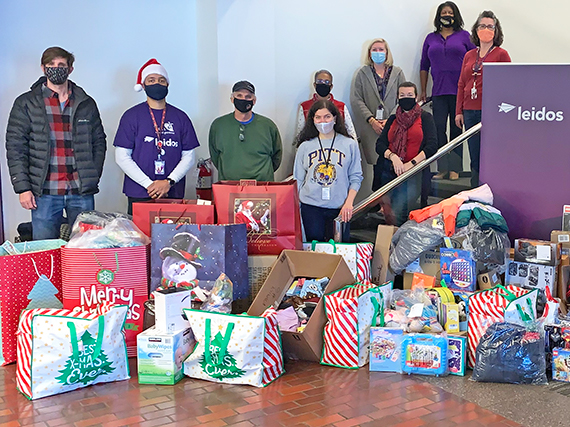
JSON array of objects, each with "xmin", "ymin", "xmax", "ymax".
[
  {"xmin": 61, "ymin": 245, "xmax": 149, "ymax": 356},
  {"xmin": 212, "ymin": 181, "xmax": 302, "ymax": 255},
  {"xmin": 132, "ymin": 199, "xmax": 215, "ymax": 237},
  {"xmin": 0, "ymin": 240, "xmax": 66, "ymax": 365}
]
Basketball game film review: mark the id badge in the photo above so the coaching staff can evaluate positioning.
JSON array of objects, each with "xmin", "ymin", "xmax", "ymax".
[
  {"xmin": 154, "ymin": 160, "xmax": 165, "ymax": 175},
  {"xmin": 376, "ymin": 107, "xmax": 384, "ymax": 120},
  {"xmin": 321, "ymin": 187, "xmax": 331, "ymax": 200}
]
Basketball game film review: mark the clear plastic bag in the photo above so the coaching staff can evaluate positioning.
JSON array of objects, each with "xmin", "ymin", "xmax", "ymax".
[
  {"xmin": 389, "ymin": 286, "xmax": 443, "ymax": 333},
  {"xmin": 201, "ymin": 273, "xmax": 233, "ymax": 313},
  {"xmin": 67, "ymin": 211, "xmax": 150, "ymax": 248},
  {"xmin": 389, "ymin": 215, "xmax": 446, "ymax": 274},
  {"xmin": 471, "ymin": 321, "xmax": 547, "ymax": 385},
  {"xmin": 453, "ymin": 219, "xmax": 510, "ymax": 274}
]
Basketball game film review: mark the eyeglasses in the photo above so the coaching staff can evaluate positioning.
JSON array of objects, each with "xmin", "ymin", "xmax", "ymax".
[
  {"xmin": 315, "ymin": 79, "xmax": 331, "ymax": 85},
  {"xmin": 477, "ymin": 24, "xmax": 496, "ymax": 31},
  {"xmin": 239, "ymin": 125, "xmax": 245, "ymax": 142}
]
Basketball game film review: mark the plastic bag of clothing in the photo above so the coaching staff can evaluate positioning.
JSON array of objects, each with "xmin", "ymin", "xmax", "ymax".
[
  {"xmin": 471, "ymin": 321, "xmax": 547, "ymax": 385},
  {"xmin": 389, "ymin": 215, "xmax": 446, "ymax": 274},
  {"xmin": 201, "ymin": 273, "xmax": 233, "ymax": 313},
  {"xmin": 67, "ymin": 211, "xmax": 150, "ymax": 248},
  {"xmin": 453, "ymin": 219, "xmax": 510, "ymax": 274}
]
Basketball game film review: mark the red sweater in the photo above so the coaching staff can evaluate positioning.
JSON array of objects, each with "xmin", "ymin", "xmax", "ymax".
[
  {"xmin": 456, "ymin": 47, "xmax": 511, "ymax": 114},
  {"xmin": 300, "ymin": 94, "xmax": 346, "ymax": 119},
  {"xmin": 388, "ymin": 115, "xmax": 423, "ymax": 163}
]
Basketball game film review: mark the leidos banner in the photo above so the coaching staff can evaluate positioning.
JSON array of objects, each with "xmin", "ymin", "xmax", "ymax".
[{"xmin": 481, "ymin": 64, "xmax": 570, "ymax": 240}]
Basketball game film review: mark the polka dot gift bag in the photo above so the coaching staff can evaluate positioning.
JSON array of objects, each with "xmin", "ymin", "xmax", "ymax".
[
  {"xmin": 0, "ymin": 239, "xmax": 66, "ymax": 366},
  {"xmin": 16, "ymin": 303, "xmax": 130, "ymax": 400},
  {"xmin": 182, "ymin": 308, "xmax": 284, "ymax": 387}
]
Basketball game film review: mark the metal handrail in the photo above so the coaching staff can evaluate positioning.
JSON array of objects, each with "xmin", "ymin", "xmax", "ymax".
[{"xmin": 333, "ymin": 122, "xmax": 482, "ymax": 242}]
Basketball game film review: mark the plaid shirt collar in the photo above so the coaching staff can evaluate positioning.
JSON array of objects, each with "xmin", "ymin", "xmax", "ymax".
[{"xmin": 42, "ymin": 82, "xmax": 74, "ymax": 102}]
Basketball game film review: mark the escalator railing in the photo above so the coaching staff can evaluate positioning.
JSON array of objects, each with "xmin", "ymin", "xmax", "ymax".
[{"xmin": 333, "ymin": 122, "xmax": 482, "ymax": 242}]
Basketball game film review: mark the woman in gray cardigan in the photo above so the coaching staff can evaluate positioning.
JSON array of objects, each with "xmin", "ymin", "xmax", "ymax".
[{"xmin": 350, "ymin": 38, "xmax": 406, "ymax": 165}]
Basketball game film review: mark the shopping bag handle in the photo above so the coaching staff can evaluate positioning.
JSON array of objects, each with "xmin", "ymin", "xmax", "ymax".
[
  {"xmin": 515, "ymin": 298, "xmax": 535, "ymax": 324},
  {"xmin": 371, "ymin": 295, "xmax": 384, "ymax": 327},
  {"xmin": 310, "ymin": 240, "xmax": 337, "ymax": 253},
  {"xmin": 204, "ymin": 318, "xmax": 235, "ymax": 367},
  {"xmin": 67, "ymin": 315, "xmax": 105, "ymax": 361},
  {"xmin": 492, "ymin": 284, "xmax": 516, "ymax": 301}
]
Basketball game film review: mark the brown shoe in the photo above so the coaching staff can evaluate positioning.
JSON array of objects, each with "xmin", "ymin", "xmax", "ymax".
[
  {"xmin": 433, "ymin": 172, "xmax": 446, "ymax": 180},
  {"xmin": 449, "ymin": 171, "xmax": 459, "ymax": 180}
]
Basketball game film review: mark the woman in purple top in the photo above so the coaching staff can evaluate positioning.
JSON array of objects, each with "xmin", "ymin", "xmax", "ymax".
[{"xmin": 420, "ymin": 2, "xmax": 475, "ymax": 182}]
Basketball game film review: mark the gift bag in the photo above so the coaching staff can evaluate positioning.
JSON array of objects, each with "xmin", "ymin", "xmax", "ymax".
[
  {"xmin": 150, "ymin": 223, "xmax": 249, "ymax": 302},
  {"xmin": 467, "ymin": 284, "xmax": 538, "ymax": 367},
  {"xmin": 212, "ymin": 181, "xmax": 302, "ymax": 255},
  {"xmin": 183, "ymin": 307, "xmax": 284, "ymax": 387},
  {"xmin": 321, "ymin": 283, "xmax": 383, "ymax": 368},
  {"xmin": 62, "ymin": 245, "xmax": 149, "ymax": 356},
  {"xmin": 0, "ymin": 239, "xmax": 66, "ymax": 365},
  {"xmin": 16, "ymin": 303, "xmax": 130, "ymax": 399},
  {"xmin": 303, "ymin": 240, "xmax": 374, "ymax": 282},
  {"xmin": 132, "ymin": 199, "xmax": 215, "ymax": 238}
]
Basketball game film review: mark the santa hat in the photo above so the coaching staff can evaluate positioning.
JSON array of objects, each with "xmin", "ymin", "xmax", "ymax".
[
  {"xmin": 134, "ymin": 58, "xmax": 169, "ymax": 92},
  {"xmin": 241, "ymin": 201, "xmax": 253, "ymax": 210}
]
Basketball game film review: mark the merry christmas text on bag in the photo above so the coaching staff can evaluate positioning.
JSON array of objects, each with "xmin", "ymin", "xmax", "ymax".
[
  {"xmin": 0, "ymin": 239, "xmax": 66, "ymax": 365},
  {"xmin": 212, "ymin": 180, "xmax": 302, "ymax": 255},
  {"xmin": 16, "ymin": 304, "xmax": 130, "ymax": 399},
  {"xmin": 183, "ymin": 308, "xmax": 284, "ymax": 387}
]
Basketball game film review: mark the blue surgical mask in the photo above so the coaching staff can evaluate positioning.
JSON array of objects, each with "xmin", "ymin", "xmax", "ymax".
[{"xmin": 371, "ymin": 51, "xmax": 386, "ymax": 64}]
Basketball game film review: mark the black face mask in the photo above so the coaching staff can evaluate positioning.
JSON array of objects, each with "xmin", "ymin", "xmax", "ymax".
[
  {"xmin": 315, "ymin": 83, "xmax": 331, "ymax": 97},
  {"xmin": 440, "ymin": 16, "xmax": 455, "ymax": 28},
  {"xmin": 234, "ymin": 98, "xmax": 254, "ymax": 113},
  {"xmin": 144, "ymin": 83, "xmax": 168, "ymax": 101},
  {"xmin": 44, "ymin": 67, "xmax": 70, "ymax": 85},
  {"xmin": 399, "ymin": 97, "xmax": 417, "ymax": 111}
]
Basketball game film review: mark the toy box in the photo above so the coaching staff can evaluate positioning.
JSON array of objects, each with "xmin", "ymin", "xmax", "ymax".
[
  {"xmin": 154, "ymin": 288, "xmax": 191, "ymax": 333},
  {"xmin": 514, "ymin": 239, "xmax": 560, "ymax": 267},
  {"xmin": 442, "ymin": 303, "xmax": 460, "ymax": 333},
  {"xmin": 401, "ymin": 334, "xmax": 448, "ymax": 376},
  {"xmin": 505, "ymin": 261, "xmax": 556, "ymax": 295},
  {"xmin": 369, "ymin": 327, "xmax": 404, "ymax": 373},
  {"xmin": 552, "ymin": 348, "xmax": 570, "ymax": 382},
  {"xmin": 440, "ymin": 249, "xmax": 476, "ymax": 292},
  {"xmin": 137, "ymin": 327, "xmax": 195, "ymax": 385},
  {"xmin": 447, "ymin": 335, "xmax": 467, "ymax": 376}
]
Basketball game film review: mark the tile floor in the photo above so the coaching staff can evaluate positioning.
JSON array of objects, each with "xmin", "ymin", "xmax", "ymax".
[{"xmin": 0, "ymin": 359, "xmax": 524, "ymax": 427}]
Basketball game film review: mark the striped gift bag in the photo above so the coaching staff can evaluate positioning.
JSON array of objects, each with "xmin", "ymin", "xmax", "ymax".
[
  {"xmin": 62, "ymin": 245, "xmax": 149, "ymax": 357},
  {"xmin": 302, "ymin": 241, "xmax": 374, "ymax": 282},
  {"xmin": 16, "ymin": 302, "xmax": 129, "ymax": 399},
  {"xmin": 321, "ymin": 283, "xmax": 383, "ymax": 368},
  {"xmin": 467, "ymin": 284, "xmax": 538, "ymax": 368},
  {"xmin": 183, "ymin": 307, "xmax": 284, "ymax": 387}
]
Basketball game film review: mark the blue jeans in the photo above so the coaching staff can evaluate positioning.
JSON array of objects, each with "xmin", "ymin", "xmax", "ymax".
[
  {"xmin": 300, "ymin": 203, "xmax": 341, "ymax": 242},
  {"xmin": 463, "ymin": 109, "xmax": 482, "ymax": 188},
  {"xmin": 32, "ymin": 194, "xmax": 94, "ymax": 240}
]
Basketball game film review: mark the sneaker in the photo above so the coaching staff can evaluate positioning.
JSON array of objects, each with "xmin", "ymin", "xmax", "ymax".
[
  {"xmin": 449, "ymin": 171, "xmax": 460, "ymax": 180},
  {"xmin": 433, "ymin": 172, "xmax": 446, "ymax": 180}
]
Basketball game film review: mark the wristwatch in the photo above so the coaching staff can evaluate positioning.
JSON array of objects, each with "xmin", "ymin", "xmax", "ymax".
[
  {"xmin": 411, "ymin": 159, "xmax": 417, "ymax": 166},
  {"xmin": 167, "ymin": 178, "xmax": 175, "ymax": 187}
]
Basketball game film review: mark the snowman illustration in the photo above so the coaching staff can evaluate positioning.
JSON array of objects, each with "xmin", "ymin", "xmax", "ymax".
[{"xmin": 160, "ymin": 233, "xmax": 208, "ymax": 301}]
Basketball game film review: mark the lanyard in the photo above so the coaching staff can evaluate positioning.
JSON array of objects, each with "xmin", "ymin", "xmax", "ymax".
[
  {"xmin": 148, "ymin": 103, "xmax": 167, "ymax": 154},
  {"xmin": 472, "ymin": 46, "xmax": 494, "ymax": 75},
  {"xmin": 317, "ymin": 132, "xmax": 337, "ymax": 166}
]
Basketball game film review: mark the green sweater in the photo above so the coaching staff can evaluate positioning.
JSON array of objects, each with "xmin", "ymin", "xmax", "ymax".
[{"xmin": 208, "ymin": 113, "xmax": 282, "ymax": 181}]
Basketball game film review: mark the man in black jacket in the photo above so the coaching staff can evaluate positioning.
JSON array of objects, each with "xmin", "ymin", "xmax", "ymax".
[{"xmin": 6, "ymin": 47, "xmax": 106, "ymax": 240}]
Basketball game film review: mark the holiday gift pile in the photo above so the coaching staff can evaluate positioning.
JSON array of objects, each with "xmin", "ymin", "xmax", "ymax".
[{"xmin": 303, "ymin": 240, "xmax": 374, "ymax": 282}]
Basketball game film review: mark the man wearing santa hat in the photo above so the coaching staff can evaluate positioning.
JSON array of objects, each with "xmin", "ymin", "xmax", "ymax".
[
  {"xmin": 114, "ymin": 58, "xmax": 200, "ymax": 214},
  {"xmin": 234, "ymin": 200, "xmax": 269, "ymax": 232}
]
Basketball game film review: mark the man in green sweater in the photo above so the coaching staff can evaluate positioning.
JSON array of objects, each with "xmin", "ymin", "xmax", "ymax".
[{"xmin": 209, "ymin": 81, "xmax": 282, "ymax": 181}]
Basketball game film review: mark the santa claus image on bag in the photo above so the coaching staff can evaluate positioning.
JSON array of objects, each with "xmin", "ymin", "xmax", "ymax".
[{"xmin": 234, "ymin": 200, "xmax": 270, "ymax": 234}]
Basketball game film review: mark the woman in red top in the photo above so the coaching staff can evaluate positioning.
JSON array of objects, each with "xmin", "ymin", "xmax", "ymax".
[
  {"xmin": 455, "ymin": 10, "xmax": 511, "ymax": 188},
  {"xmin": 374, "ymin": 82, "xmax": 438, "ymax": 226}
]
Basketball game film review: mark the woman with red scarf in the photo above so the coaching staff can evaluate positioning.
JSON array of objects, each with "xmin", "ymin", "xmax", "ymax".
[{"xmin": 373, "ymin": 82, "xmax": 438, "ymax": 226}]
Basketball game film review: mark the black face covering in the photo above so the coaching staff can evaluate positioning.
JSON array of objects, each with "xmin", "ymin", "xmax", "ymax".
[
  {"xmin": 44, "ymin": 67, "xmax": 70, "ymax": 85},
  {"xmin": 234, "ymin": 98, "xmax": 254, "ymax": 113},
  {"xmin": 144, "ymin": 83, "xmax": 169, "ymax": 101},
  {"xmin": 398, "ymin": 97, "xmax": 417, "ymax": 111},
  {"xmin": 315, "ymin": 83, "xmax": 331, "ymax": 97},
  {"xmin": 440, "ymin": 16, "xmax": 455, "ymax": 28}
]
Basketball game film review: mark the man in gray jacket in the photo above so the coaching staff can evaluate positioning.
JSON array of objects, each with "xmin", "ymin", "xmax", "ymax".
[{"xmin": 6, "ymin": 47, "xmax": 106, "ymax": 240}]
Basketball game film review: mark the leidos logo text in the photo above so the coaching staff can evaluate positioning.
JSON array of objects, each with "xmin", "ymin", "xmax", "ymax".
[{"xmin": 499, "ymin": 102, "xmax": 564, "ymax": 121}]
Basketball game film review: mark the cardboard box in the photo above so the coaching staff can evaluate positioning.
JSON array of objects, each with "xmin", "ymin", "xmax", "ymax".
[
  {"xmin": 369, "ymin": 327, "xmax": 404, "ymax": 373},
  {"xmin": 440, "ymin": 249, "xmax": 476, "ymax": 292},
  {"xmin": 558, "ymin": 255, "xmax": 570, "ymax": 303},
  {"xmin": 403, "ymin": 249, "xmax": 441, "ymax": 289},
  {"xmin": 371, "ymin": 225, "xmax": 398, "ymax": 284},
  {"xmin": 442, "ymin": 303, "xmax": 460, "ymax": 333},
  {"xmin": 248, "ymin": 250, "xmax": 354, "ymax": 362},
  {"xmin": 563, "ymin": 205, "xmax": 570, "ymax": 231},
  {"xmin": 514, "ymin": 239, "xmax": 560, "ymax": 267},
  {"xmin": 506, "ymin": 260, "xmax": 556, "ymax": 295},
  {"xmin": 137, "ymin": 327, "xmax": 195, "ymax": 385},
  {"xmin": 477, "ymin": 270, "xmax": 501, "ymax": 290},
  {"xmin": 154, "ymin": 288, "xmax": 191, "ymax": 333},
  {"xmin": 248, "ymin": 255, "xmax": 278, "ymax": 304},
  {"xmin": 552, "ymin": 231, "xmax": 570, "ymax": 256}
]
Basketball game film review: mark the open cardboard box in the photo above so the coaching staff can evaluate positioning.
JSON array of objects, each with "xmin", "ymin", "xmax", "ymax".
[{"xmin": 248, "ymin": 250, "xmax": 355, "ymax": 362}]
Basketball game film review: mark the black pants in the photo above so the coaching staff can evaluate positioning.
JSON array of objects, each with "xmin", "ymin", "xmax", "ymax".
[
  {"xmin": 464, "ymin": 109, "xmax": 482, "ymax": 188},
  {"xmin": 127, "ymin": 197, "xmax": 152, "ymax": 215},
  {"xmin": 433, "ymin": 95, "xmax": 463, "ymax": 173},
  {"xmin": 300, "ymin": 203, "xmax": 341, "ymax": 242}
]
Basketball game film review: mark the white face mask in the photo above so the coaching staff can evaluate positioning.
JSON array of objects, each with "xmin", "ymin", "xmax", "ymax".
[{"xmin": 315, "ymin": 120, "xmax": 335, "ymax": 135}]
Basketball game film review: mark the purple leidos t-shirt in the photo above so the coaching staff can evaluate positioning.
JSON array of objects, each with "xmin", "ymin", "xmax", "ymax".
[{"xmin": 114, "ymin": 102, "xmax": 199, "ymax": 198}]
